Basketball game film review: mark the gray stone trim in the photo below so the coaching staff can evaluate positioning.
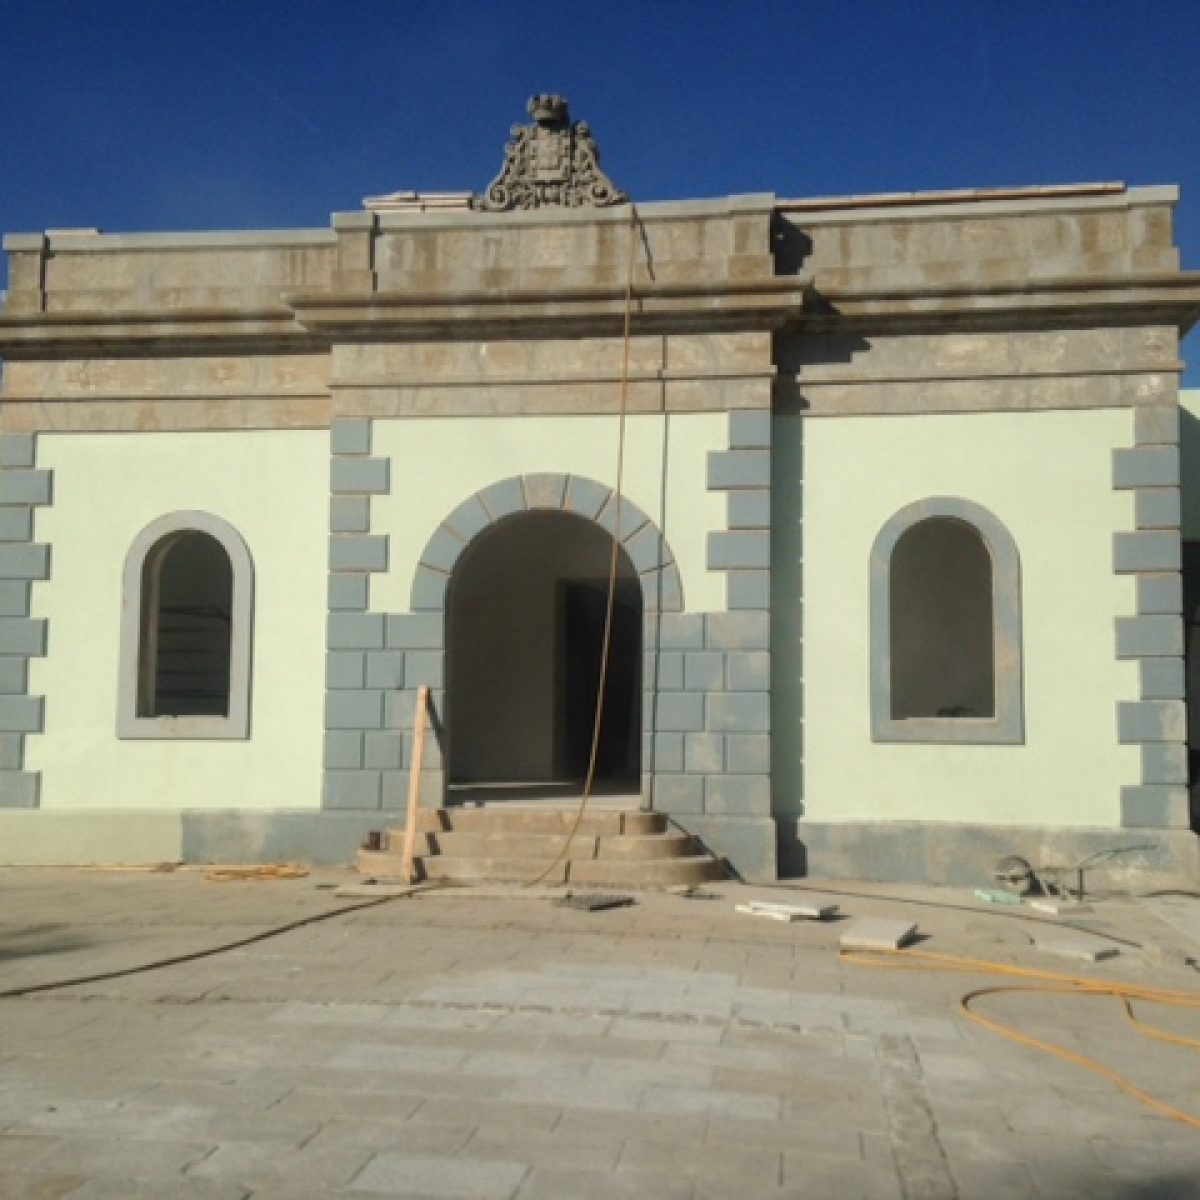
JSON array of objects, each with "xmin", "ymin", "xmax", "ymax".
[
  {"xmin": 330, "ymin": 457, "xmax": 389, "ymax": 495},
  {"xmin": 0, "ymin": 434, "xmax": 48, "ymax": 805},
  {"xmin": 869, "ymin": 497, "xmax": 1024, "ymax": 744},
  {"xmin": 1115, "ymin": 615, "xmax": 1183, "ymax": 658},
  {"xmin": 1136, "ymin": 573, "xmax": 1182, "ymax": 615},
  {"xmin": 408, "ymin": 474, "xmax": 684, "ymax": 617},
  {"xmin": 1134, "ymin": 488, "xmax": 1181, "ymax": 530},
  {"xmin": 706, "ymin": 448, "xmax": 770, "ymax": 490},
  {"xmin": 330, "ymin": 418, "xmax": 372, "ymax": 456},
  {"xmin": 1133, "ymin": 405, "xmax": 1179, "ymax": 446},
  {"xmin": 1113, "ymin": 530, "xmax": 1180, "ymax": 573},
  {"xmin": 117, "ymin": 511, "xmax": 254, "ymax": 740},
  {"xmin": 1111, "ymin": 416, "xmax": 1186, "ymax": 830},
  {"xmin": 1112, "ymin": 446, "xmax": 1178, "ymax": 489},
  {"xmin": 1119, "ymin": 785, "xmax": 1189, "ymax": 829},
  {"xmin": 328, "ymin": 573, "xmax": 370, "ymax": 612},
  {"xmin": 330, "ymin": 497, "xmax": 371, "ymax": 533}
]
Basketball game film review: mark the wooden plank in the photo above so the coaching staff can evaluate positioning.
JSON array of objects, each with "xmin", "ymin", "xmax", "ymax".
[{"xmin": 400, "ymin": 684, "xmax": 430, "ymax": 884}]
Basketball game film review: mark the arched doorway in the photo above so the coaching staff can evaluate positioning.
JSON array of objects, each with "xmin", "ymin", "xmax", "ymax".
[{"xmin": 445, "ymin": 510, "xmax": 642, "ymax": 794}]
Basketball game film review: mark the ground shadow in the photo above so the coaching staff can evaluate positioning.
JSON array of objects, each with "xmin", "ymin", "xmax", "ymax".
[{"xmin": 0, "ymin": 923, "xmax": 90, "ymax": 964}]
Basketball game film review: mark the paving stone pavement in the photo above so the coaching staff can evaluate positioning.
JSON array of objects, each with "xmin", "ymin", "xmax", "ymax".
[{"xmin": 0, "ymin": 869, "xmax": 1198, "ymax": 1199}]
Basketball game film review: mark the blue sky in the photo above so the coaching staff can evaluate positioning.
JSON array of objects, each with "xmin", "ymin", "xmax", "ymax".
[{"xmin": 2, "ymin": 0, "xmax": 1197, "ymax": 376}]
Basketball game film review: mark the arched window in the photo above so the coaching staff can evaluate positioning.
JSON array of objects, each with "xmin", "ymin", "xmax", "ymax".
[
  {"xmin": 118, "ymin": 512, "xmax": 253, "ymax": 739},
  {"xmin": 870, "ymin": 498, "xmax": 1022, "ymax": 744}
]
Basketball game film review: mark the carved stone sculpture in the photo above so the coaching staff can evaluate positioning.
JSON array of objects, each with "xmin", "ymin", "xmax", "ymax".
[{"xmin": 477, "ymin": 95, "xmax": 627, "ymax": 212}]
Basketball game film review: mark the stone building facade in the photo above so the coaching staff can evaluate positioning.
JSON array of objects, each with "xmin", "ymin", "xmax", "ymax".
[{"xmin": 1, "ymin": 99, "xmax": 1198, "ymax": 885}]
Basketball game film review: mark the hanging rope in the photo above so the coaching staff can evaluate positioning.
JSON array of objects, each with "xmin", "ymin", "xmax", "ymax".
[{"xmin": 526, "ymin": 201, "xmax": 640, "ymax": 887}]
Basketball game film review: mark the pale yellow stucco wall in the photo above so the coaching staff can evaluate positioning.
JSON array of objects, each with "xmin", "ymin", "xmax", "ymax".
[
  {"xmin": 370, "ymin": 414, "xmax": 728, "ymax": 616},
  {"xmin": 28, "ymin": 430, "xmax": 328, "ymax": 810},
  {"xmin": 777, "ymin": 407, "xmax": 1141, "ymax": 827}
]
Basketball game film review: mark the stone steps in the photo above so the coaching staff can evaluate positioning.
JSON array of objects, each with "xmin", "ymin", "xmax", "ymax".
[{"xmin": 356, "ymin": 804, "xmax": 724, "ymax": 889}]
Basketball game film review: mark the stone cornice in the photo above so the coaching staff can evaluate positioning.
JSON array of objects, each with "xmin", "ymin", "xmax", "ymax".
[{"xmin": 285, "ymin": 276, "xmax": 812, "ymax": 339}]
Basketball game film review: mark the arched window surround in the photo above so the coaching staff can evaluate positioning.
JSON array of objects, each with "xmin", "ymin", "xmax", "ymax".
[
  {"xmin": 118, "ymin": 511, "xmax": 254, "ymax": 740},
  {"xmin": 870, "ymin": 497, "xmax": 1023, "ymax": 745}
]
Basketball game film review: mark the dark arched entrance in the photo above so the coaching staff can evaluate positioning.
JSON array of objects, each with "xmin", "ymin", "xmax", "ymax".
[{"xmin": 445, "ymin": 510, "xmax": 642, "ymax": 793}]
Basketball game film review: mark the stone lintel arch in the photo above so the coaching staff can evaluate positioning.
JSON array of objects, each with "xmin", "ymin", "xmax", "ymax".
[
  {"xmin": 870, "ymin": 496, "xmax": 1023, "ymax": 745},
  {"xmin": 408, "ymin": 473, "xmax": 684, "ymax": 616}
]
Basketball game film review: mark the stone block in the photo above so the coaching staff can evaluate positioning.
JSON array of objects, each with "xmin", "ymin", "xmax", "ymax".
[
  {"xmin": 1134, "ymin": 488, "xmax": 1180, "ymax": 530},
  {"xmin": 1115, "ymin": 614, "xmax": 1182, "ymax": 658},
  {"xmin": 656, "ymin": 613, "xmax": 705, "ymax": 650},
  {"xmin": 1112, "ymin": 446, "xmax": 1178, "ymax": 489},
  {"xmin": 324, "ymin": 731, "xmax": 364, "ymax": 770},
  {"xmin": 0, "ymin": 508, "xmax": 33, "ymax": 542},
  {"xmin": 0, "ymin": 732, "xmax": 23, "ymax": 769},
  {"xmin": 647, "ymin": 650, "xmax": 684, "ymax": 690},
  {"xmin": 705, "ymin": 611, "xmax": 769, "ymax": 650},
  {"xmin": 684, "ymin": 651, "xmax": 724, "ymax": 691},
  {"xmin": 707, "ymin": 449, "xmax": 770, "ymax": 490},
  {"xmin": 651, "ymin": 732, "xmax": 684, "ymax": 773},
  {"xmin": 364, "ymin": 731, "xmax": 403, "ymax": 770},
  {"xmin": 329, "ymin": 534, "xmax": 388, "ymax": 573},
  {"xmin": 728, "ymin": 409, "xmax": 772, "ymax": 449},
  {"xmin": 706, "ymin": 692, "xmax": 769, "ymax": 733},
  {"xmin": 840, "ymin": 919, "xmax": 917, "ymax": 950},
  {"xmin": 1113, "ymin": 531, "xmax": 1180, "ymax": 573},
  {"xmin": 478, "ymin": 477, "xmax": 525, "ymax": 519},
  {"xmin": 652, "ymin": 692, "xmax": 704, "ymax": 733},
  {"xmin": 652, "ymin": 774, "xmax": 705, "ymax": 814},
  {"xmin": 1117, "ymin": 699, "xmax": 1186, "ymax": 743},
  {"xmin": 365, "ymin": 651, "xmax": 405, "ymax": 690},
  {"xmin": 564, "ymin": 476, "xmax": 612, "ymax": 520},
  {"xmin": 326, "ymin": 651, "xmax": 365, "ymax": 690},
  {"xmin": 322, "ymin": 770, "xmax": 382, "ymax": 810},
  {"xmin": 411, "ymin": 566, "xmax": 449, "ymax": 611},
  {"xmin": 382, "ymin": 767, "xmax": 445, "ymax": 809},
  {"xmin": 0, "ymin": 771, "xmax": 39, "ymax": 807},
  {"xmin": 1141, "ymin": 742, "xmax": 1187, "ymax": 785},
  {"xmin": 0, "ymin": 581, "xmax": 29, "ymax": 617},
  {"xmin": 330, "ymin": 456, "xmax": 389, "ymax": 495},
  {"xmin": 324, "ymin": 690, "xmax": 383, "ymax": 730},
  {"xmin": 1137, "ymin": 572, "xmax": 1182, "ymax": 615},
  {"xmin": 597, "ymin": 495, "xmax": 648, "ymax": 541},
  {"xmin": 523, "ymin": 472, "xmax": 568, "ymax": 509},
  {"xmin": 707, "ymin": 530, "xmax": 769, "ymax": 571},
  {"xmin": 1120, "ymin": 784, "xmax": 1189, "ymax": 828},
  {"xmin": 329, "ymin": 496, "xmax": 370, "ymax": 533},
  {"xmin": 0, "ymin": 657, "xmax": 28, "ymax": 695},
  {"xmin": 0, "ymin": 695, "xmax": 43, "ymax": 733},
  {"xmin": 0, "ymin": 543, "xmax": 50, "ymax": 580},
  {"xmin": 420, "ymin": 525, "xmax": 466, "ymax": 573},
  {"xmin": 327, "ymin": 612, "xmax": 385, "ymax": 650},
  {"xmin": 640, "ymin": 566, "xmax": 683, "ymax": 613},
  {"xmin": 1134, "ymin": 405, "xmax": 1179, "ymax": 446},
  {"xmin": 444, "ymin": 495, "xmax": 492, "ymax": 542},
  {"xmin": 386, "ymin": 612, "xmax": 443, "ymax": 649},
  {"xmin": 1139, "ymin": 657, "xmax": 1185, "ymax": 699},
  {"xmin": 726, "ymin": 733, "xmax": 770, "ymax": 773},
  {"xmin": 384, "ymin": 690, "xmax": 417, "ymax": 729},
  {"xmin": 0, "ymin": 434, "xmax": 36, "ymax": 469},
  {"xmin": 0, "ymin": 470, "xmax": 51, "ymax": 507},
  {"xmin": 703, "ymin": 774, "xmax": 770, "ymax": 815},
  {"xmin": 624, "ymin": 523, "xmax": 670, "ymax": 573},
  {"xmin": 726, "ymin": 651, "xmax": 770, "ymax": 691},
  {"xmin": 727, "ymin": 490, "xmax": 770, "ymax": 529},
  {"xmin": 684, "ymin": 732, "xmax": 724, "ymax": 773},
  {"xmin": 0, "ymin": 618, "xmax": 45, "ymax": 657},
  {"xmin": 328, "ymin": 573, "xmax": 369, "ymax": 611},
  {"xmin": 405, "ymin": 650, "xmax": 444, "ymax": 688},
  {"xmin": 727, "ymin": 570, "xmax": 770, "ymax": 610},
  {"xmin": 330, "ymin": 418, "xmax": 372, "ymax": 455}
]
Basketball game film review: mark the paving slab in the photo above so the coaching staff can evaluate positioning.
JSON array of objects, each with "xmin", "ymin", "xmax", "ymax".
[{"xmin": 1, "ymin": 868, "xmax": 1198, "ymax": 1200}]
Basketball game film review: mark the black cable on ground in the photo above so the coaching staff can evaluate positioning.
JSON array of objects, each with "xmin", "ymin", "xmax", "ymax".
[{"xmin": 0, "ymin": 894, "xmax": 399, "ymax": 1001}]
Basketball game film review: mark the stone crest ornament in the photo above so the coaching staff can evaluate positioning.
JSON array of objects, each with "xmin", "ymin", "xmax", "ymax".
[{"xmin": 477, "ymin": 94, "xmax": 627, "ymax": 212}]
